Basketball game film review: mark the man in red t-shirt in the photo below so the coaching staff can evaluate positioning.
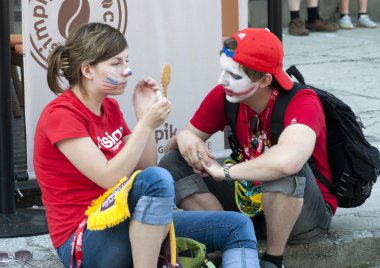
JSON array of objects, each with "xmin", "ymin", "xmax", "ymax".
[{"xmin": 159, "ymin": 28, "xmax": 336, "ymax": 268}]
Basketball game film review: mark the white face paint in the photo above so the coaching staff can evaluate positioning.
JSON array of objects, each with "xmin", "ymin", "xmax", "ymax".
[{"xmin": 218, "ymin": 53, "xmax": 260, "ymax": 103}]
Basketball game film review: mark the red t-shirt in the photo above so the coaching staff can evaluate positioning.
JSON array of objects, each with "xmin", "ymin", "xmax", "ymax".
[
  {"xmin": 190, "ymin": 85, "xmax": 337, "ymax": 214},
  {"xmin": 34, "ymin": 89, "xmax": 131, "ymax": 248}
]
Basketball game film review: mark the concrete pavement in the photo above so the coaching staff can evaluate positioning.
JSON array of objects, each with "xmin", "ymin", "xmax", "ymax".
[{"xmin": 1, "ymin": 24, "xmax": 380, "ymax": 268}]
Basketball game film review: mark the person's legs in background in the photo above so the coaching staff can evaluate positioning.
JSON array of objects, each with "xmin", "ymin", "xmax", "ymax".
[
  {"xmin": 338, "ymin": 0, "xmax": 354, "ymax": 29},
  {"xmin": 357, "ymin": 0, "xmax": 377, "ymax": 28},
  {"xmin": 305, "ymin": 0, "xmax": 338, "ymax": 32},
  {"xmin": 288, "ymin": 0, "xmax": 310, "ymax": 36},
  {"xmin": 287, "ymin": 0, "xmax": 338, "ymax": 35},
  {"xmin": 339, "ymin": 0, "xmax": 377, "ymax": 29}
]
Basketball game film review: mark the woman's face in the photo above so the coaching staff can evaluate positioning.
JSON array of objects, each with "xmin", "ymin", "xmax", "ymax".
[
  {"xmin": 218, "ymin": 53, "xmax": 259, "ymax": 103},
  {"xmin": 90, "ymin": 49, "xmax": 132, "ymax": 96}
]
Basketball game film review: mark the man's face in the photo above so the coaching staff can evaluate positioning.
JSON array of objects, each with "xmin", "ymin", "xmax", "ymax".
[{"xmin": 218, "ymin": 53, "xmax": 259, "ymax": 103}]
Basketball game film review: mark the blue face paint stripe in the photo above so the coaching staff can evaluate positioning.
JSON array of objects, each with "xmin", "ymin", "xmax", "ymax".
[{"xmin": 104, "ymin": 77, "xmax": 119, "ymax": 86}]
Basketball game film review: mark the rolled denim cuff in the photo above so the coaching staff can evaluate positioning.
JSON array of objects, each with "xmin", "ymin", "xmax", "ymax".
[
  {"xmin": 222, "ymin": 248, "xmax": 260, "ymax": 268},
  {"xmin": 133, "ymin": 196, "xmax": 174, "ymax": 225},
  {"xmin": 261, "ymin": 175, "xmax": 306, "ymax": 198}
]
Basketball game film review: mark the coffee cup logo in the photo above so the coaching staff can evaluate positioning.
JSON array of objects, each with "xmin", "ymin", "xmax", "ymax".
[{"xmin": 29, "ymin": 0, "xmax": 128, "ymax": 69}]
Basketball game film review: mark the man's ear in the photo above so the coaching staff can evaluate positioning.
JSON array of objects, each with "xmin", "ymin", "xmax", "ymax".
[
  {"xmin": 81, "ymin": 63, "xmax": 93, "ymax": 79},
  {"xmin": 260, "ymin": 73, "xmax": 273, "ymax": 88}
]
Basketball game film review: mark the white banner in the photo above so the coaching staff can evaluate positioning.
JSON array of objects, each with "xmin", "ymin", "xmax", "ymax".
[{"xmin": 22, "ymin": 0, "xmax": 248, "ymax": 179}]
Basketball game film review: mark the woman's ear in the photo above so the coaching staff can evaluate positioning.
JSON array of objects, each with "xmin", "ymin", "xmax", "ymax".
[
  {"xmin": 260, "ymin": 73, "xmax": 273, "ymax": 88},
  {"xmin": 81, "ymin": 63, "xmax": 93, "ymax": 79}
]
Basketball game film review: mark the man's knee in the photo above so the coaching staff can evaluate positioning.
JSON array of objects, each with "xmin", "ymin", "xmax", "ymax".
[
  {"xmin": 174, "ymin": 175, "xmax": 210, "ymax": 206},
  {"xmin": 159, "ymin": 150, "xmax": 184, "ymax": 172},
  {"xmin": 159, "ymin": 150, "xmax": 194, "ymax": 182},
  {"xmin": 159, "ymin": 150, "xmax": 210, "ymax": 206}
]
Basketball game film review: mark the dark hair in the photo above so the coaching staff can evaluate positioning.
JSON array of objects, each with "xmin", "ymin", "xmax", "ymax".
[
  {"xmin": 223, "ymin": 37, "xmax": 280, "ymax": 89},
  {"xmin": 47, "ymin": 22, "xmax": 128, "ymax": 95}
]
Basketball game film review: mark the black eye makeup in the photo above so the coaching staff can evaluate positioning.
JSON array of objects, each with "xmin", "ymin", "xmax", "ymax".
[{"xmin": 228, "ymin": 71, "xmax": 243, "ymax": 80}]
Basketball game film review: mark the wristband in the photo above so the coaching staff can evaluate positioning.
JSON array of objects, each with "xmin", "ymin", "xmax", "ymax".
[{"xmin": 223, "ymin": 163, "xmax": 234, "ymax": 181}]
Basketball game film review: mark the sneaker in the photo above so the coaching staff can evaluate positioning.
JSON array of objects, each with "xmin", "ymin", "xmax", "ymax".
[
  {"xmin": 306, "ymin": 19, "xmax": 338, "ymax": 32},
  {"xmin": 339, "ymin": 15, "xmax": 354, "ymax": 29},
  {"xmin": 357, "ymin": 14, "xmax": 377, "ymax": 28},
  {"xmin": 288, "ymin": 18, "xmax": 309, "ymax": 36},
  {"xmin": 260, "ymin": 261, "xmax": 285, "ymax": 268}
]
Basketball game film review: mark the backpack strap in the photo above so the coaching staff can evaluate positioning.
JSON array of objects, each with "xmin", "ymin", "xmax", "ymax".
[
  {"xmin": 224, "ymin": 96, "xmax": 242, "ymax": 154},
  {"xmin": 272, "ymin": 66, "xmax": 333, "ymax": 191},
  {"xmin": 285, "ymin": 65, "xmax": 306, "ymax": 85},
  {"xmin": 270, "ymin": 82, "xmax": 303, "ymax": 144},
  {"xmin": 271, "ymin": 65, "xmax": 305, "ymax": 143},
  {"xmin": 224, "ymin": 97, "xmax": 239, "ymax": 137}
]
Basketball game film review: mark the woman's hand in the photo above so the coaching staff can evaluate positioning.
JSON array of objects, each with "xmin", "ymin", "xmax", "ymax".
[
  {"xmin": 133, "ymin": 77, "xmax": 171, "ymax": 130},
  {"xmin": 133, "ymin": 77, "xmax": 162, "ymax": 119},
  {"xmin": 199, "ymin": 158, "xmax": 225, "ymax": 181}
]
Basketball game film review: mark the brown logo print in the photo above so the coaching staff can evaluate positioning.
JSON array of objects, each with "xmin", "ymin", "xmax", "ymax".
[
  {"xmin": 58, "ymin": 0, "xmax": 90, "ymax": 39},
  {"xmin": 29, "ymin": 0, "xmax": 128, "ymax": 70}
]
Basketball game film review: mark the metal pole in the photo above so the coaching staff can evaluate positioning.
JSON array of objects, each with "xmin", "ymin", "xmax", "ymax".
[
  {"xmin": 0, "ymin": 0, "xmax": 15, "ymax": 214},
  {"xmin": 267, "ymin": 0, "xmax": 283, "ymax": 42}
]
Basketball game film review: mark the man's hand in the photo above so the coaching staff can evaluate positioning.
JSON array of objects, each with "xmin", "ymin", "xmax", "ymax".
[{"xmin": 177, "ymin": 129, "xmax": 213, "ymax": 173}]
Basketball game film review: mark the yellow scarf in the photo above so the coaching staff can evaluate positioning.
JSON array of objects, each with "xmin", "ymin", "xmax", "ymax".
[{"xmin": 85, "ymin": 170, "xmax": 177, "ymax": 266}]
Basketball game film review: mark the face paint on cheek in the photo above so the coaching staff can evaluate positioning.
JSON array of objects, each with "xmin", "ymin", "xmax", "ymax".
[
  {"xmin": 103, "ymin": 71, "xmax": 128, "ymax": 89},
  {"xmin": 219, "ymin": 54, "xmax": 256, "ymax": 96},
  {"xmin": 226, "ymin": 82, "xmax": 260, "ymax": 103}
]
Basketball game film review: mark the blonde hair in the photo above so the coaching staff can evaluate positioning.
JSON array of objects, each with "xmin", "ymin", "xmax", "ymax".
[{"xmin": 47, "ymin": 22, "xmax": 128, "ymax": 95}]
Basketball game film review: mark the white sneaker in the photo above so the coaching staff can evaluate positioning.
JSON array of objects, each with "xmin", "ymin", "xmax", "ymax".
[
  {"xmin": 339, "ymin": 15, "xmax": 354, "ymax": 30},
  {"xmin": 357, "ymin": 14, "xmax": 377, "ymax": 28}
]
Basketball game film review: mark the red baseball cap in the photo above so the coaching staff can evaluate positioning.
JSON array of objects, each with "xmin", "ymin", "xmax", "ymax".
[{"xmin": 222, "ymin": 28, "xmax": 293, "ymax": 90}]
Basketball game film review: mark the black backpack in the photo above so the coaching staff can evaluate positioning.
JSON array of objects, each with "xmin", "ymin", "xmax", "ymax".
[{"xmin": 224, "ymin": 66, "xmax": 380, "ymax": 208}]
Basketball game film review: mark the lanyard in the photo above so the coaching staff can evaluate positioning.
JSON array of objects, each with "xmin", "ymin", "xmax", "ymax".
[
  {"xmin": 70, "ymin": 218, "xmax": 87, "ymax": 268},
  {"xmin": 245, "ymin": 89, "xmax": 279, "ymax": 159}
]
